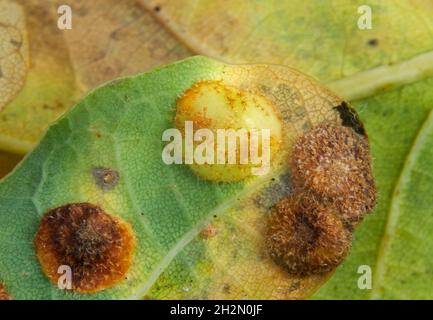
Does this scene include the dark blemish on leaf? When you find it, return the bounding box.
[232,250,238,259]
[10,39,22,48]
[34,203,135,293]
[333,101,366,136]
[109,29,121,40]
[343,220,355,232]
[89,128,102,138]
[254,173,293,210]
[42,102,64,110]
[367,38,378,46]
[200,224,218,239]
[223,283,231,294]
[92,167,120,191]
[288,280,301,292]
[154,5,161,12]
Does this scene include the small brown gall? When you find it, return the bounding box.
[0,283,11,300]
[267,196,352,276]
[290,123,376,225]
[92,167,120,191]
[200,224,218,239]
[34,203,135,294]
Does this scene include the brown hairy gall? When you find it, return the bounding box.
[267,196,352,275]
[200,224,218,239]
[290,123,376,225]
[267,122,377,275]
[0,283,11,300]
[34,203,135,294]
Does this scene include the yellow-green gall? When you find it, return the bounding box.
[175,80,282,182]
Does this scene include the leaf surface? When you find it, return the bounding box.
[0,56,345,299]
[2,0,433,299]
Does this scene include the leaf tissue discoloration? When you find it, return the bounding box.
[333,102,366,136]
[92,167,120,191]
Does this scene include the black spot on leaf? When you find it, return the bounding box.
[333,102,366,136]
[367,38,379,46]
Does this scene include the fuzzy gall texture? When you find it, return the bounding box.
[34,203,135,294]
[290,123,376,226]
[0,283,11,300]
[267,196,352,275]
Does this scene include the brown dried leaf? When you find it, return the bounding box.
[0,0,192,156]
[56,0,192,88]
[0,0,29,111]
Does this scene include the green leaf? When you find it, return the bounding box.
[0,56,347,299]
